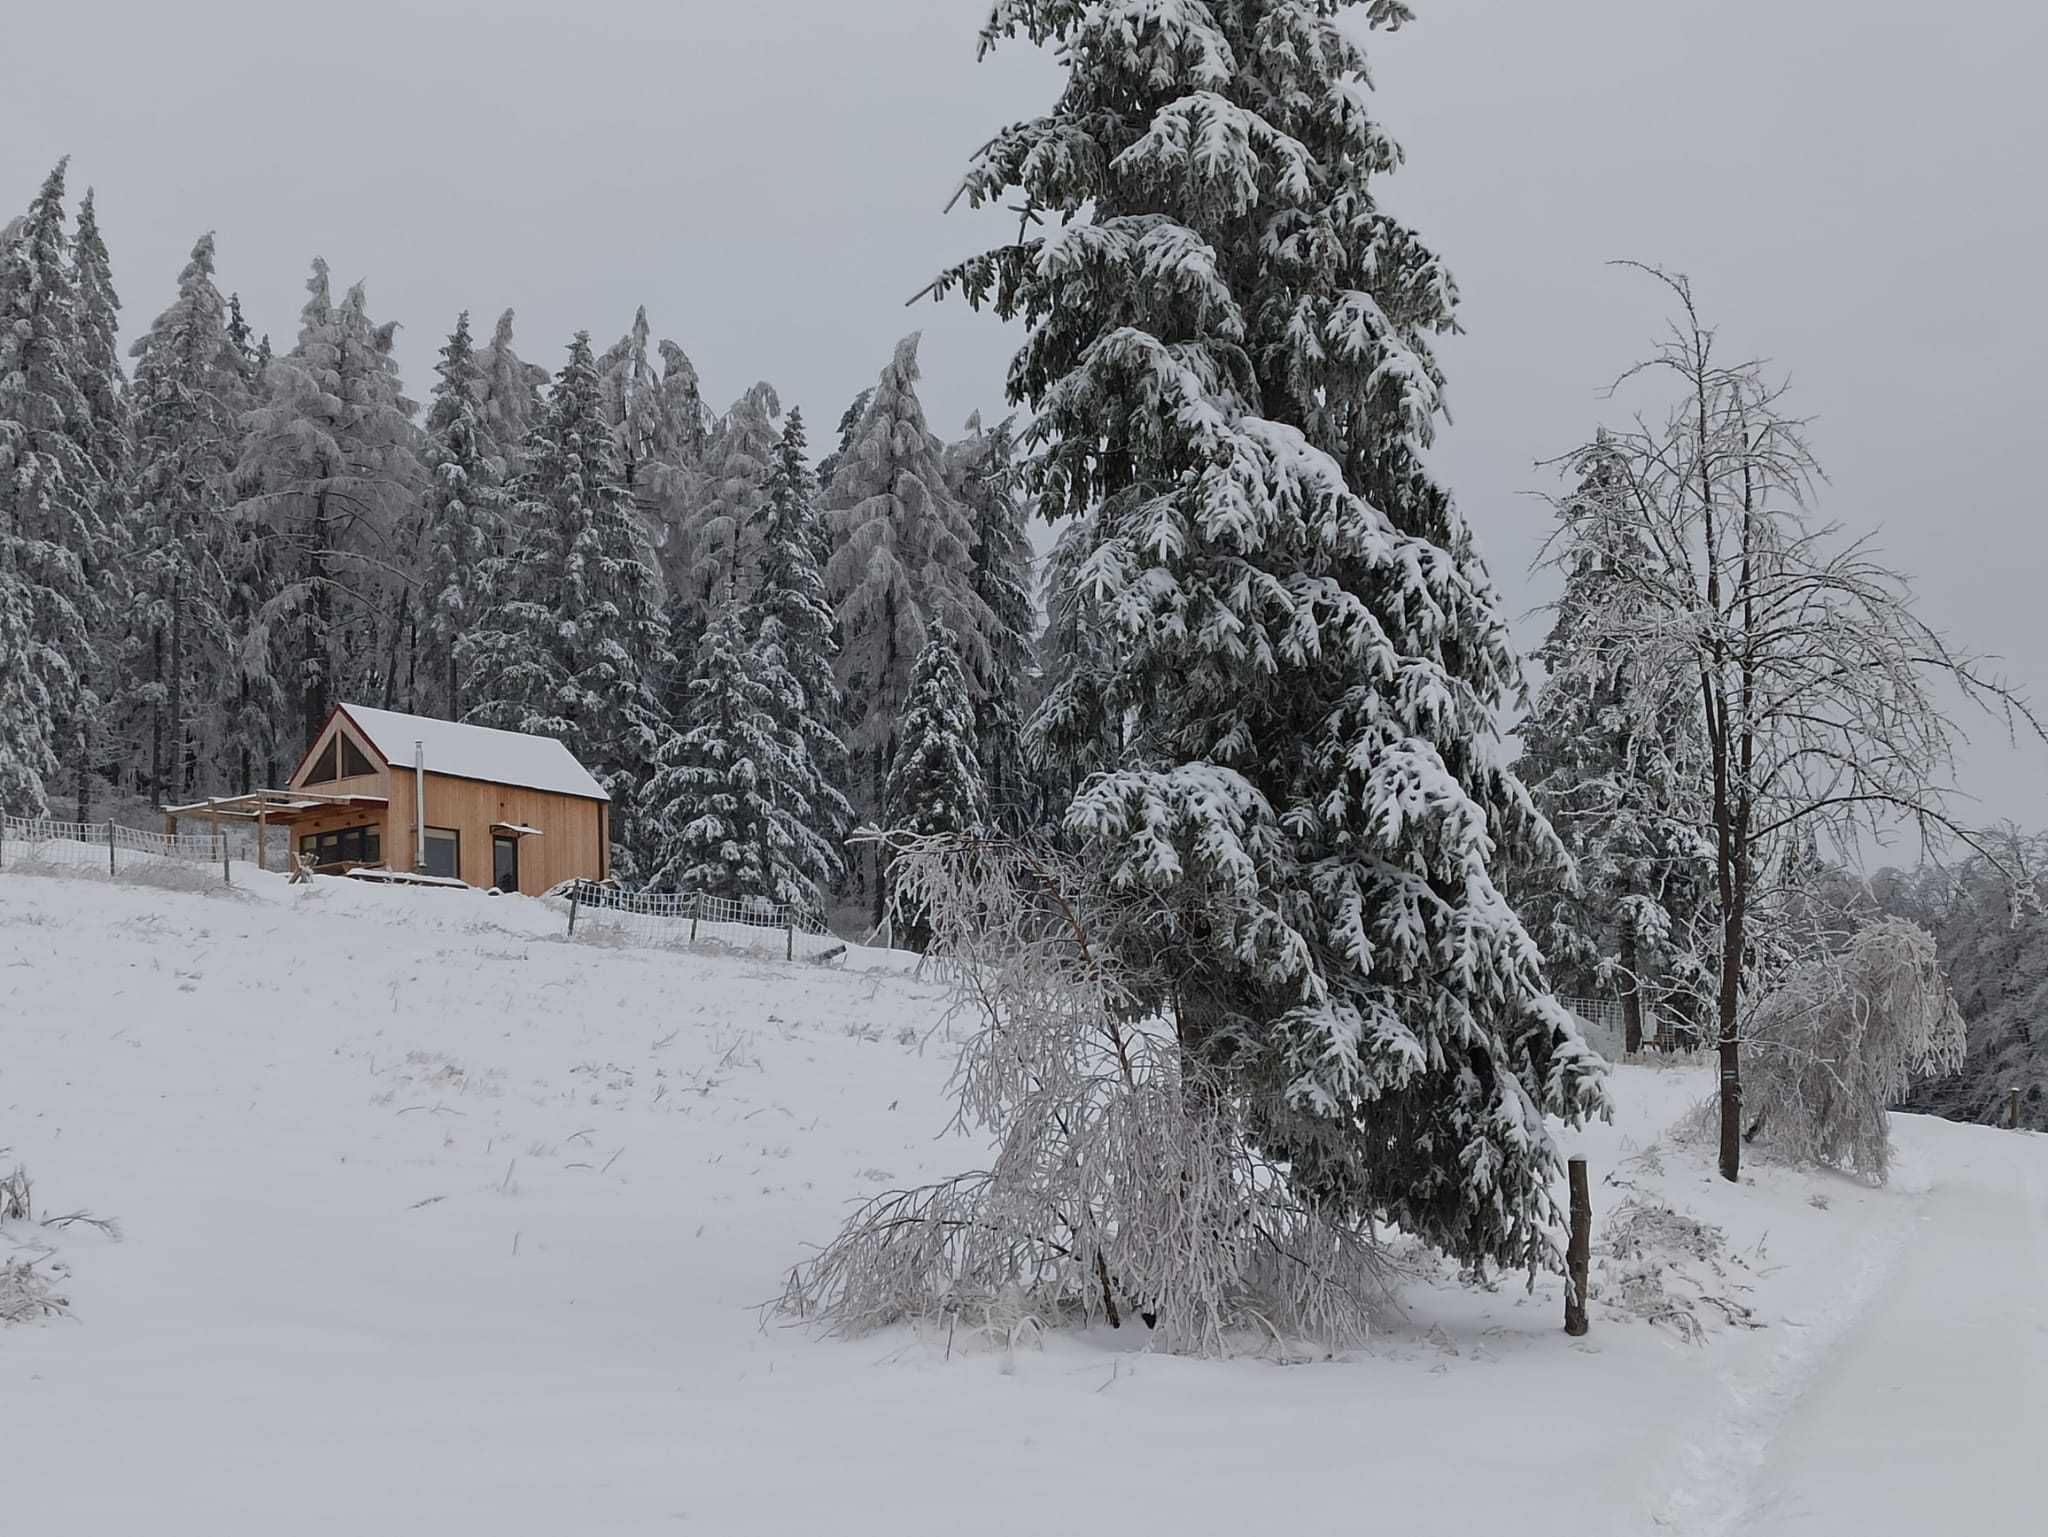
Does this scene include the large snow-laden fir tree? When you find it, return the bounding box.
[118,233,249,802]
[460,331,672,867]
[934,0,1606,1269]
[473,308,549,480]
[825,333,995,915]
[598,306,706,498]
[945,413,1038,833]
[660,381,783,693]
[882,617,989,945]
[64,187,128,816]
[417,312,505,722]
[751,408,853,877]
[0,160,103,816]
[641,600,842,913]
[237,259,424,746]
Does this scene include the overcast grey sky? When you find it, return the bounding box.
[6,0,2043,836]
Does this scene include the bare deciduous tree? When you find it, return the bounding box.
[1541,265,2041,1182]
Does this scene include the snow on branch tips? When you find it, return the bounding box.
[781,833,1399,1358]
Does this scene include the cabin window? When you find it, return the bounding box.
[492,835,520,894]
[298,825,382,868]
[304,738,341,784]
[340,734,376,778]
[422,827,460,881]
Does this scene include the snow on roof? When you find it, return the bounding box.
[338,705,610,803]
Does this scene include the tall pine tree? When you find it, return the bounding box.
[641,600,841,913]
[460,331,672,869]
[824,333,994,907]
[119,232,245,800]
[237,260,423,745]
[882,617,988,944]
[417,312,504,722]
[0,160,101,815]
[935,0,1606,1271]
[751,407,851,893]
[945,413,1036,832]
[64,186,129,817]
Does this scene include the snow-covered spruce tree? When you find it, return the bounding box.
[473,308,548,481]
[932,1,1606,1270]
[417,312,504,722]
[882,618,989,945]
[825,334,994,918]
[460,331,672,867]
[1515,435,1714,1053]
[640,600,841,912]
[0,540,60,814]
[659,381,783,692]
[0,160,103,816]
[118,233,246,802]
[237,260,423,745]
[64,187,129,816]
[599,307,706,499]
[750,408,853,881]
[946,413,1038,833]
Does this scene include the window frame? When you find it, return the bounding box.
[422,827,461,881]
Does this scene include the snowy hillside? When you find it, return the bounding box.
[4,865,2043,1534]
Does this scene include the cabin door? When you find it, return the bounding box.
[492,834,520,894]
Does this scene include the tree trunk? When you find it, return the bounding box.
[169,586,186,800]
[1620,914,1643,1056]
[1717,862,1748,1182]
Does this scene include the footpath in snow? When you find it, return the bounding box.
[2,860,2043,1534]
[1740,1118,2048,1535]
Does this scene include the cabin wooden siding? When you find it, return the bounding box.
[388,772,608,893]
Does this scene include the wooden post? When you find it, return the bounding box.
[256,805,268,873]
[786,919,795,962]
[689,897,699,945]
[568,881,582,936]
[220,830,230,887]
[108,819,117,876]
[1565,1157,1591,1337]
[2008,1087,2022,1130]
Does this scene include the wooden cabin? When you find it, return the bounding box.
[168,704,610,894]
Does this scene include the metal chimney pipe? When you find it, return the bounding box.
[414,739,427,870]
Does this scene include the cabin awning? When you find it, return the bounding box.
[491,822,544,838]
[164,790,389,824]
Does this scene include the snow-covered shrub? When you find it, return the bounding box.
[783,836,1399,1357]
[1740,918,1966,1182]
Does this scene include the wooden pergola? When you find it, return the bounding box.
[161,790,391,873]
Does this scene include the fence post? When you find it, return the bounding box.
[1565,1157,1591,1337]
[220,831,230,886]
[568,881,582,936]
[786,918,795,962]
[2009,1087,2022,1130]
[689,896,699,945]
[108,819,117,876]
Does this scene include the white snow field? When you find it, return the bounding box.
[3,861,2043,1535]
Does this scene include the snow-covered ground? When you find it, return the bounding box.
[3,859,2042,1534]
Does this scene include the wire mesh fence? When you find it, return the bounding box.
[1,814,229,884]
[554,879,843,962]
[1559,994,1629,1061]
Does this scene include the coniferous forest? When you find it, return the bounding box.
[5,3,2047,1383]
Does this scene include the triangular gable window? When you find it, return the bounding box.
[340,734,377,778]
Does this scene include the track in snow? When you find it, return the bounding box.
[1740,1120,2048,1535]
